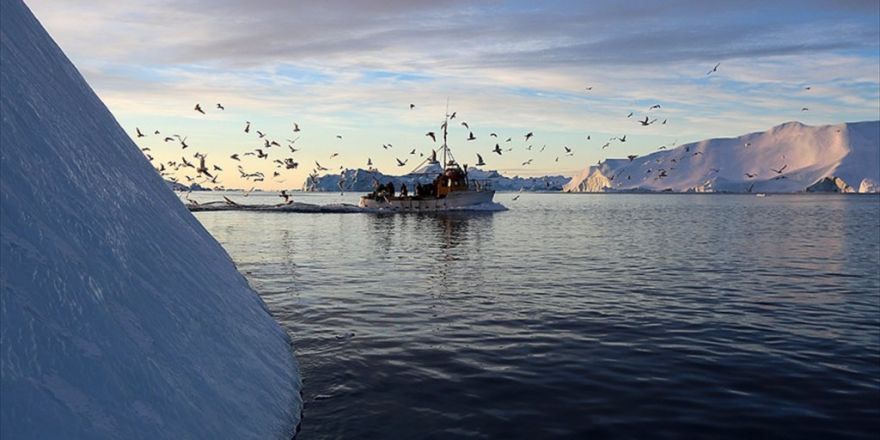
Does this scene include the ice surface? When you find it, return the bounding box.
[564,121,880,193]
[0,1,301,438]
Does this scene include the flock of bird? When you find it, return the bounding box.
[135,62,816,194]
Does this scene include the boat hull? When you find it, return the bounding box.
[359,190,495,211]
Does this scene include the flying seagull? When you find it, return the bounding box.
[216,103,225,110]
[476,154,486,166]
[426,132,436,142]
[707,62,721,75]
[135,127,145,138]
[194,104,205,114]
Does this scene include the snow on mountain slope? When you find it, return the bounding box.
[0,1,301,438]
[564,121,880,193]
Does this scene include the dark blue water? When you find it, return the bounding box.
[191,192,880,439]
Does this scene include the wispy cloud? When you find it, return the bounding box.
[24,0,880,189]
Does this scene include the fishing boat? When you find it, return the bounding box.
[359,109,495,211]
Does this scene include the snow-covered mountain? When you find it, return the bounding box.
[564,121,880,193]
[305,162,570,192]
[0,1,301,438]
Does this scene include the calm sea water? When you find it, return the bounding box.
[189,191,880,439]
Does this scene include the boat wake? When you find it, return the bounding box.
[186,200,508,213]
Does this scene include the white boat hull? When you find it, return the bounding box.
[359,190,495,211]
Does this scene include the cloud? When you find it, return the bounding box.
[24,0,880,189]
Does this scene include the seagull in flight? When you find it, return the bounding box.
[461,121,469,129]
[707,62,721,75]
[244,121,250,133]
[396,158,408,167]
[771,164,788,174]
[492,144,503,155]
[216,103,225,110]
[476,153,486,166]
[426,132,436,142]
[135,127,145,138]
[293,123,301,132]
[467,132,476,141]
[525,132,534,141]
[194,104,205,114]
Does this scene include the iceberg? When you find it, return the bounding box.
[564,121,880,193]
[0,1,302,438]
[305,166,570,192]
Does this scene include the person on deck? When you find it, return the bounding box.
[400,184,408,197]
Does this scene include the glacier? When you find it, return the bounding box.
[0,1,302,438]
[564,121,880,193]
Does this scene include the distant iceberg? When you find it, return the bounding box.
[564,121,880,193]
[0,1,301,438]
[305,165,570,192]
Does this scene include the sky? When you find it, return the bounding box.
[25,0,880,190]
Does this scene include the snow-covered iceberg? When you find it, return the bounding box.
[0,1,301,438]
[564,121,880,193]
[305,164,570,192]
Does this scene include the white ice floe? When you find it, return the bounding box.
[0,1,301,438]
[187,200,508,213]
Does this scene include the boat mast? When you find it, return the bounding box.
[442,98,449,168]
